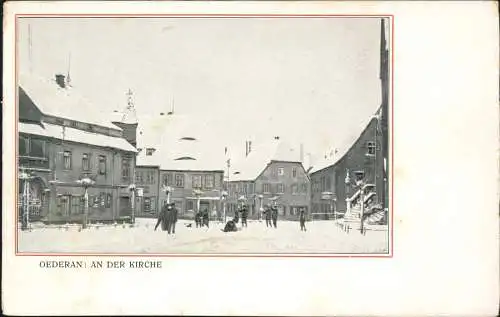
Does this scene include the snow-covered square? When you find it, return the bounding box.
[18,219,389,254]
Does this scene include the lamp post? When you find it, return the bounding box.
[128,184,137,224]
[77,177,95,229]
[162,185,173,204]
[353,170,366,233]
[19,169,34,231]
[193,189,203,218]
[221,190,228,223]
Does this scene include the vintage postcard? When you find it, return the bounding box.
[2,1,499,316]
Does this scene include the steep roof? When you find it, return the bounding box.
[19,121,137,153]
[309,106,382,174]
[229,139,302,181]
[19,72,121,130]
[135,114,226,171]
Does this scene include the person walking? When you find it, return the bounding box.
[299,208,307,231]
[271,205,278,229]
[264,205,272,227]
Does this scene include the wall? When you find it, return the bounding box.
[254,161,310,220]
[135,166,160,217]
[158,170,224,219]
[310,117,385,216]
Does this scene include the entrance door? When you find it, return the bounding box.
[119,197,131,217]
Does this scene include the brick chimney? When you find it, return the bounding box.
[55,74,66,88]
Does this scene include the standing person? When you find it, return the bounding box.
[202,209,210,228]
[271,205,278,228]
[233,207,240,224]
[241,204,248,228]
[154,202,167,231]
[168,202,178,234]
[299,208,307,232]
[264,205,272,228]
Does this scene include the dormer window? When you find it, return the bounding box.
[146,148,156,156]
[175,157,196,161]
[180,137,196,141]
[366,141,376,156]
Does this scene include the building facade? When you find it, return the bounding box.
[310,115,385,219]
[18,74,138,224]
[227,160,310,221]
[134,165,160,218]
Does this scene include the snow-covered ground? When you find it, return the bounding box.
[18,218,389,254]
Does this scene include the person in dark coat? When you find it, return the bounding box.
[195,211,202,228]
[221,218,238,232]
[202,209,209,228]
[264,205,272,227]
[299,208,307,231]
[271,205,278,228]
[233,208,240,224]
[240,204,248,228]
[154,203,168,231]
[168,202,178,234]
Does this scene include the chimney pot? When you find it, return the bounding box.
[55,74,66,88]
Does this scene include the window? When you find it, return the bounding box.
[144,197,152,212]
[98,155,106,175]
[163,173,173,186]
[175,174,184,188]
[99,192,106,208]
[321,176,326,191]
[301,183,308,194]
[71,196,83,215]
[292,168,297,178]
[204,175,214,189]
[146,171,155,184]
[263,183,271,193]
[135,171,142,183]
[30,139,45,158]
[277,183,285,194]
[106,193,112,208]
[367,141,376,155]
[82,153,90,171]
[63,151,72,170]
[187,200,194,211]
[19,136,29,156]
[248,183,254,194]
[192,175,202,189]
[122,157,131,181]
[146,148,155,156]
[292,184,298,195]
[326,176,331,190]
[278,167,285,176]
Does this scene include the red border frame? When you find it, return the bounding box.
[14,14,394,258]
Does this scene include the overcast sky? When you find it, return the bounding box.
[18,17,384,160]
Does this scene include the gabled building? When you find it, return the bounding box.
[309,18,389,223]
[227,138,310,220]
[18,73,138,224]
[130,112,226,219]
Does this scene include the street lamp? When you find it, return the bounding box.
[128,183,137,224]
[19,169,34,231]
[193,189,204,218]
[76,177,95,229]
[162,185,174,204]
[221,190,228,223]
[353,170,366,233]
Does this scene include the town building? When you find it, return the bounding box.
[226,138,310,220]
[18,73,138,224]
[123,111,226,219]
[309,18,389,222]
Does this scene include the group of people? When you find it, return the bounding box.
[155,201,308,235]
[194,210,210,228]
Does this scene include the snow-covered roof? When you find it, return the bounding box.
[19,72,121,130]
[135,114,226,171]
[229,139,302,182]
[19,121,137,153]
[309,107,381,174]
